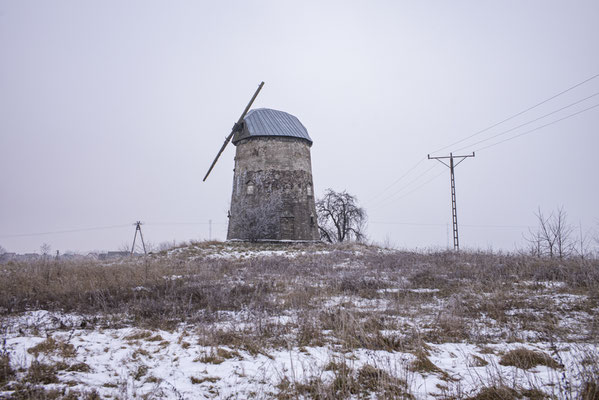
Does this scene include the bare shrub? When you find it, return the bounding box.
[231,192,283,241]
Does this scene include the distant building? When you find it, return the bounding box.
[0,252,16,263]
[98,251,129,260]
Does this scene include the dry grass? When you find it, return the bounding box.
[499,348,560,370]
[24,361,59,384]
[190,376,220,384]
[276,362,411,399]
[27,337,76,358]
[0,353,14,388]
[2,242,597,345]
[466,385,520,400]
[1,241,598,398]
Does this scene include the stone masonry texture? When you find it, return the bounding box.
[227,136,320,241]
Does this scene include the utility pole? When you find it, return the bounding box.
[428,152,475,251]
[131,221,147,255]
[209,219,212,241]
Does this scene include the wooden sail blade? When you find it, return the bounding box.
[203,131,235,182]
[202,81,265,182]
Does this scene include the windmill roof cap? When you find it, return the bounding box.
[233,108,312,145]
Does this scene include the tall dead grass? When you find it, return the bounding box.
[0,243,597,338]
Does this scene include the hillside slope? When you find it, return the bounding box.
[1,242,598,399]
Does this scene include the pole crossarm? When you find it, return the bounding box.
[427,152,475,251]
[428,152,475,161]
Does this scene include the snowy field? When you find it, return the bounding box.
[1,242,598,399]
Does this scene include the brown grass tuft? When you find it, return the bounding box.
[1,353,15,386]
[27,337,76,358]
[467,385,520,400]
[499,348,560,370]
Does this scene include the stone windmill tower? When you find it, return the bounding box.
[203,82,319,241]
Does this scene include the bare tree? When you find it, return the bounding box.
[522,229,543,258]
[524,206,574,259]
[234,193,283,242]
[552,206,574,259]
[574,221,593,260]
[40,243,51,257]
[316,189,366,243]
[0,244,6,255]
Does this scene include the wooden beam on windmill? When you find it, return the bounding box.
[203,81,265,182]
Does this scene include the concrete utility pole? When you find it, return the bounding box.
[428,152,475,251]
[131,221,147,255]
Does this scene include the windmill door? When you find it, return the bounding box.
[280,217,295,240]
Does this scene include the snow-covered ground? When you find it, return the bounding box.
[1,242,597,398]
[2,310,596,399]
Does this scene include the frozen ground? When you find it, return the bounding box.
[0,242,597,399]
[1,310,597,399]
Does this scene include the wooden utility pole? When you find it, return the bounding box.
[131,221,147,255]
[428,152,475,251]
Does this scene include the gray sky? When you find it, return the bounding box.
[1,1,598,253]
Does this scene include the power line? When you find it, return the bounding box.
[451,91,599,153]
[369,221,531,229]
[0,224,131,238]
[0,221,229,239]
[370,221,446,226]
[475,102,599,152]
[461,223,531,229]
[146,221,228,226]
[368,163,441,209]
[363,157,426,204]
[430,72,599,155]
[366,73,599,216]
[369,167,446,211]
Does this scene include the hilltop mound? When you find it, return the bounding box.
[1,242,598,399]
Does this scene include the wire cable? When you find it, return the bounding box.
[369,167,446,212]
[363,157,427,205]
[369,221,531,229]
[0,221,228,239]
[451,91,599,153]
[146,221,227,226]
[429,72,599,155]
[474,102,599,152]
[368,163,441,209]
[0,224,131,238]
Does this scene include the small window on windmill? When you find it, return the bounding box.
[246,181,255,195]
[306,184,313,196]
[310,215,315,226]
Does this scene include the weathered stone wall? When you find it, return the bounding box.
[227,136,320,241]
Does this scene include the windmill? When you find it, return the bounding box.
[203,82,320,242]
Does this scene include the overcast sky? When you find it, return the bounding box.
[1,1,598,253]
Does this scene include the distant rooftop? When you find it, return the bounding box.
[232,108,312,145]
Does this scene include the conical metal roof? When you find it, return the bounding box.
[232,108,312,145]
